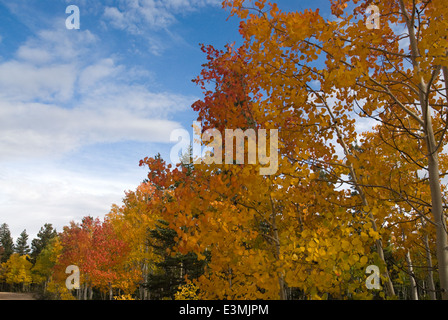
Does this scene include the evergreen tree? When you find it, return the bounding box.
[144,152,206,299]
[180,144,195,176]
[15,229,30,256]
[30,223,57,263]
[145,220,207,300]
[0,223,14,263]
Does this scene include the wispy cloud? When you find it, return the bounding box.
[0,20,194,161]
[0,3,201,239]
[102,0,221,54]
[103,0,221,31]
[0,162,140,240]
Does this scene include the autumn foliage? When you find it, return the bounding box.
[1,0,447,300]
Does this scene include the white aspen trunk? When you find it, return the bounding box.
[83,283,87,300]
[142,245,150,300]
[399,0,448,299]
[405,250,418,300]
[269,193,286,300]
[144,264,149,300]
[326,105,395,297]
[426,142,448,299]
[423,220,437,300]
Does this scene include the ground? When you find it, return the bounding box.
[0,292,36,300]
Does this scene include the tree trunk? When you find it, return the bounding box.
[76,286,80,300]
[405,250,418,300]
[423,220,437,300]
[144,265,149,300]
[141,245,150,300]
[269,193,286,300]
[83,283,87,300]
[426,149,448,299]
[399,0,448,299]
[109,282,113,300]
[327,105,395,297]
[89,286,93,300]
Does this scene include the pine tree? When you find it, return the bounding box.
[145,220,206,300]
[30,223,57,263]
[180,144,195,176]
[0,223,14,263]
[15,229,30,256]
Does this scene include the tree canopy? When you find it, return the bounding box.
[1,0,447,300]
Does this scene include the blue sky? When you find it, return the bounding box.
[0,0,336,241]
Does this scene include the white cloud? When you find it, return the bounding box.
[16,46,53,65]
[0,61,77,102]
[0,20,194,160]
[78,58,123,92]
[103,0,221,32]
[0,97,188,161]
[103,2,174,33]
[0,162,143,240]
[103,7,128,30]
[0,13,196,242]
[0,0,227,246]
[101,0,222,55]
[0,26,100,104]
[18,26,98,64]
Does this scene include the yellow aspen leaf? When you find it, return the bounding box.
[341,240,350,251]
[360,256,368,266]
[360,232,369,241]
[369,230,379,239]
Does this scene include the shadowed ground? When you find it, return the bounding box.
[0,292,36,300]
